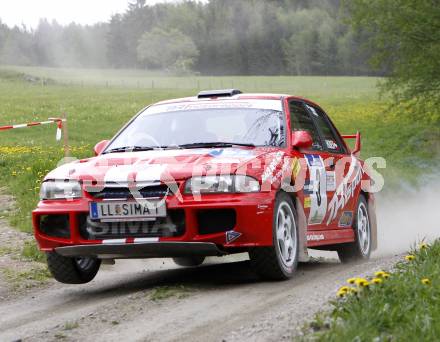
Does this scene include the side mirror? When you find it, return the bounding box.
[94,140,109,156]
[291,130,313,149]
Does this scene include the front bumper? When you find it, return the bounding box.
[56,241,226,259]
[32,192,275,255]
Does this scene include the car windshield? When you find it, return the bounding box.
[105,106,286,152]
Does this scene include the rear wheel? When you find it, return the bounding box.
[173,256,205,267]
[46,252,101,284]
[337,195,372,263]
[249,192,299,280]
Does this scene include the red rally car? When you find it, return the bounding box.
[32,89,378,283]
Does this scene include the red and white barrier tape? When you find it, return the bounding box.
[0,118,66,141]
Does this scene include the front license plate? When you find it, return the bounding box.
[90,201,166,221]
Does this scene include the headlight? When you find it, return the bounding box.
[40,180,82,200]
[234,175,260,193]
[184,175,260,194]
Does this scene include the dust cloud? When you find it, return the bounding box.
[374,176,440,256]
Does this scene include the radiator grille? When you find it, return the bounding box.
[87,184,169,199]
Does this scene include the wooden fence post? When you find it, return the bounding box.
[62,112,70,157]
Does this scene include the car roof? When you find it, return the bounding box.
[152,92,320,108]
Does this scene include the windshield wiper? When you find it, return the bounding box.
[103,145,184,154]
[103,146,155,154]
[178,142,255,149]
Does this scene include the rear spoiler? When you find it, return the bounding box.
[341,131,361,156]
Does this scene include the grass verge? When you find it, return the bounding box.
[1,265,51,290]
[304,241,440,341]
[21,240,46,262]
[149,285,192,301]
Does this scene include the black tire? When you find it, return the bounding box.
[249,192,299,280]
[337,195,372,263]
[173,256,205,267]
[46,252,101,284]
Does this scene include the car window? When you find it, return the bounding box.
[289,101,323,151]
[106,107,286,150]
[304,104,345,153]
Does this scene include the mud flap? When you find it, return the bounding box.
[296,197,310,262]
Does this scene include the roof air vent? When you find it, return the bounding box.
[197,89,242,99]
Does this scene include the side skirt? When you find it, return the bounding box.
[306,228,355,248]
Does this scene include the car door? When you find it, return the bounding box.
[288,100,328,230]
[303,102,354,230]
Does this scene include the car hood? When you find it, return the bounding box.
[45,147,285,184]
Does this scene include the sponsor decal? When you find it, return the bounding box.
[326,156,363,225]
[270,157,291,184]
[101,237,159,244]
[261,151,284,183]
[326,171,336,192]
[303,180,313,195]
[256,204,269,215]
[305,154,323,168]
[209,149,223,157]
[104,164,166,183]
[209,148,255,159]
[304,196,311,209]
[226,230,242,244]
[325,140,338,150]
[339,211,353,227]
[146,100,284,114]
[307,233,325,241]
[305,154,327,225]
[207,148,256,165]
[291,157,301,180]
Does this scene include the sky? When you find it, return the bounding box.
[0,0,178,29]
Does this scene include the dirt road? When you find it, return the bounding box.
[0,250,401,342]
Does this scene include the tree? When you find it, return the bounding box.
[0,0,376,76]
[107,14,131,68]
[0,27,33,65]
[137,27,199,74]
[344,0,440,122]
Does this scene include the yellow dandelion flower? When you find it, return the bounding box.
[372,278,383,284]
[405,255,415,261]
[375,271,386,278]
[382,273,390,279]
[347,278,356,284]
[355,278,369,287]
[337,290,346,298]
[419,243,428,250]
[338,286,350,293]
[421,278,431,285]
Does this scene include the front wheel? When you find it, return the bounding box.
[337,195,372,263]
[249,193,299,280]
[46,252,101,284]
